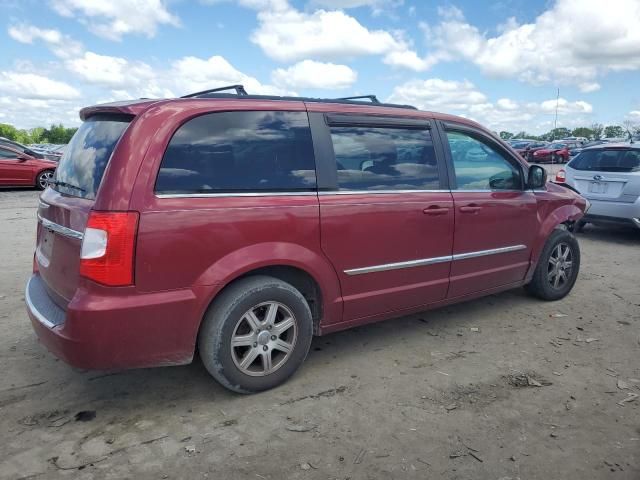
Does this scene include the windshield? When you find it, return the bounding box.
[569,149,640,172]
[548,143,566,149]
[53,115,131,199]
[511,142,529,149]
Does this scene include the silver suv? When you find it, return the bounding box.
[561,143,640,229]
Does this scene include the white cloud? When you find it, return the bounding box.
[626,111,640,121]
[0,71,80,100]
[49,0,180,41]
[0,96,81,129]
[579,82,601,93]
[235,0,427,70]
[421,0,640,88]
[272,60,356,89]
[252,7,401,62]
[309,0,402,15]
[8,24,83,59]
[66,52,156,89]
[387,78,487,110]
[387,78,594,133]
[169,55,288,96]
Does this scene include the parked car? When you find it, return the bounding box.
[25,86,587,393]
[520,141,549,162]
[29,144,66,161]
[556,143,640,229]
[0,137,46,160]
[532,141,581,163]
[568,140,608,159]
[0,144,57,189]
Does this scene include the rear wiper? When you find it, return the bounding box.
[48,179,86,193]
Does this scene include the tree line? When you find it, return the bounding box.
[499,123,640,142]
[0,123,78,145]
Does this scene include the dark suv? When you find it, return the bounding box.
[25,86,587,393]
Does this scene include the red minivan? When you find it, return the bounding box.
[25,87,587,393]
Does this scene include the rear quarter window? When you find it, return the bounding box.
[155,111,316,194]
[53,115,131,199]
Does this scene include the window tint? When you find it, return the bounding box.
[54,115,131,199]
[446,131,522,190]
[569,149,640,172]
[0,148,18,159]
[329,126,439,191]
[156,111,316,194]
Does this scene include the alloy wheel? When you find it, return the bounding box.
[38,171,54,189]
[547,242,573,289]
[230,301,298,377]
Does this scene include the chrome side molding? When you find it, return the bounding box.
[344,244,527,276]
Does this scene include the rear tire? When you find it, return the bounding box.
[198,275,313,394]
[36,170,54,190]
[526,229,580,301]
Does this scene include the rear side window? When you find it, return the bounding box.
[329,126,439,190]
[53,115,131,199]
[155,111,316,194]
[569,149,640,172]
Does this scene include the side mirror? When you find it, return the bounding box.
[528,165,547,189]
[17,154,29,162]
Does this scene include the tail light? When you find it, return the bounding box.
[555,169,566,182]
[80,211,139,286]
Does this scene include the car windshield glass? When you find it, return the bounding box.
[570,149,640,172]
[511,142,529,148]
[53,115,130,199]
[548,143,565,149]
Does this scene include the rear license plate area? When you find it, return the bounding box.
[37,229,54,267]
[589,182,608,194]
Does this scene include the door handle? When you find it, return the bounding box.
[423,205,449,215]
[460,204,482,213]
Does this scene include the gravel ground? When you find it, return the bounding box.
[0,188,638,480]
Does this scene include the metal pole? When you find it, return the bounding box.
[552,88,559,164]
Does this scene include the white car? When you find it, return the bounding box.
[556,143,640,229]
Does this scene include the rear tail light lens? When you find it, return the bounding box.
[555,169,566,182]
[80,211,139,286]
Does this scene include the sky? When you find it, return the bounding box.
[1,0,639,134]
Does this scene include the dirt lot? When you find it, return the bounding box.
[1,189,638,480]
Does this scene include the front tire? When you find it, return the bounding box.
[36,170,54,190]
[198,275,313,393]
[526,229,580,301]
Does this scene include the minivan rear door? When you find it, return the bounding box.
[309,111,454,323]
[36,115,131,306]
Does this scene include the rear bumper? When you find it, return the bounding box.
[583,198,640,228]
[25,274,210,370]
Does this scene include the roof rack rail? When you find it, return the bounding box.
[336,95,380,103]
[181,84,248,98]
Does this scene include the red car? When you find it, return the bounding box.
[532,142,581,163]
[0,144,57,189]
[25,87,587,393]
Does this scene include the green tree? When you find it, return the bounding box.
[42,124,77,144]
[604,125,625,138]
[0,123,19,140]
[499,131,515,140]
[546,127,571,140]
[590,123,604,140]
[571,127,593,139]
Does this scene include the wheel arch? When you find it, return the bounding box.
[525,204,584,281]
[194,243,342,338]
